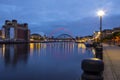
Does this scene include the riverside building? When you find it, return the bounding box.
[1,20,30,41]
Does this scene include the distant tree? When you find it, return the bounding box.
[113,32,120,37]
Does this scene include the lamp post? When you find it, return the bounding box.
[97,10,105,43]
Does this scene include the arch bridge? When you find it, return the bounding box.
[49,34,76,42]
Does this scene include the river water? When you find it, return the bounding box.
[0,42,94,80]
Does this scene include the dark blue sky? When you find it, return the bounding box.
[0,0,120,37]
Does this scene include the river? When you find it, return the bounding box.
[0,42,94,80]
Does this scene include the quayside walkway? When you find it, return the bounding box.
[103,44,120,80]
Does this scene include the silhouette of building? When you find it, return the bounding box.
[113,27,120,33]
[2,20,30,41]
[102,29,113,38]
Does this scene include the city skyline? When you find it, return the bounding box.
[0,0,120,36]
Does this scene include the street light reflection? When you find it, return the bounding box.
[78,43,86,49]
[77,43,86,54]
[2,44,5,57]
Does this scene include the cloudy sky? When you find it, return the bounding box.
[0,0,120,37]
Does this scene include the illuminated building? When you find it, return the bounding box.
[93,31,101,41]
[30,33,42,41]
[2,20,30,41]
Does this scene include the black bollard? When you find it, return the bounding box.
[82,58,104,73]
[95,46,103,60]
[81,72,103,80]
[81,58,104,80]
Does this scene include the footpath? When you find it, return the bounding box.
[103,44,120,80]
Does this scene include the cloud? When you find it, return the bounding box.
[0,4,23,14]
[0,0,120,36]
[104,14,120,28]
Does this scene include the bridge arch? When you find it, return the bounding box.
[56,33,75,41]
[49,27,73,37]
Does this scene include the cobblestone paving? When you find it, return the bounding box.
[103,44,120,80]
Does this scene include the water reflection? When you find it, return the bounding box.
[0,42,94,80]
[29,42,75,57]
[0,44,29,66]
[77,43,86,54]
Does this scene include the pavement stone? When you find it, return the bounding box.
[103,44,120,80]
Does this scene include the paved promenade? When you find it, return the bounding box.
[103,44,120,80]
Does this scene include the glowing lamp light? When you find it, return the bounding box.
[97,10,105,17]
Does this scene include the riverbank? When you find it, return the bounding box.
[103,44,120,80]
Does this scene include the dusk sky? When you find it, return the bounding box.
[0,0,120,37]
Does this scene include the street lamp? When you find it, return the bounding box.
[97,10,105,43]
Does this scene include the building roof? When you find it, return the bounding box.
[31,33,42,37]
[113,27,120,30]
